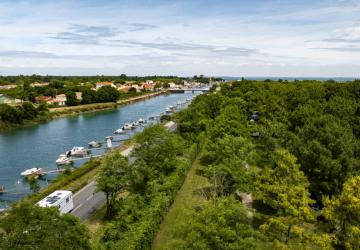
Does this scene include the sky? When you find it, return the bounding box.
[0,0,359,77]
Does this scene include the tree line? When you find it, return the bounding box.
[170,79,360,249]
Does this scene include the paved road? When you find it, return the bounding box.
[71,146,134,221]
[71,123,174,221]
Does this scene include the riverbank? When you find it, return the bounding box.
[0,91,166,133]
[49,91,167,119]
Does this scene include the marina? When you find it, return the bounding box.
[0,92,199,208]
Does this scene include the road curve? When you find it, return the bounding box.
[71,146,134,221]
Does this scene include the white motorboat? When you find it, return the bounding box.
[138,118,145,124]
[114,128,126,134]
[66,146,87,157]
[148,116,155,120]
[88,141,102,148]
[56,154,73,165]
[132,121,140,127]
[21,167,43,177]
[123,123,134,130]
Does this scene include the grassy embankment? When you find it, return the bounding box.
[152,147,210,250]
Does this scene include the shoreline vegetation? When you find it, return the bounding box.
[0,91,165,133]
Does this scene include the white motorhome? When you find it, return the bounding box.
[37,190,74,214]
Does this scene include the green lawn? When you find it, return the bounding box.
[152,153,209,250]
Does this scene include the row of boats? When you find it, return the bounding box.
[55,117,151,166]
[19,96,195,178]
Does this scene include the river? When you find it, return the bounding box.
[0,92,199,208]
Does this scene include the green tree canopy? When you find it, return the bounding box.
[0,203,91,250]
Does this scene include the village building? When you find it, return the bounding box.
[30,82,49,87]
[117,85,132,93]
[0,94,22,104]
[95,82,115,89]
[75,92,82,101]
[47,94,67,106]
[35,96,52,104]
[0,84,17,90]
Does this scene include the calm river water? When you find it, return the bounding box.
[0,92,198,208]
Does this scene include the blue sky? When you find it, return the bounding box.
[0,0,359,77]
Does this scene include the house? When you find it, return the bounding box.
[35,96,52,104]
[75,92,82,101]
[95,82,115,89]
[31,82,49,87]
[117,85,132,93]
[0,84,17,90]
[131,84,142,92]
[143,82,154,91]
[168,82,176,88]
[0,94,22,104]
[47,94,67,106]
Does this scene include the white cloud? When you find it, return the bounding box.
[0,0,359,77]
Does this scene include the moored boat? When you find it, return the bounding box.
[21,167,43,177]
[88,140,102,148]
[114,128,126,134]
[66,146,88,157]
[123,123,134,130]
[56,154,73,165]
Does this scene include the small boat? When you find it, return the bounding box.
[21,167,43,177]
[138,118,145,124]
[177,101,181,106]
[114,128,126,134]
[165,107,173,114]
[148,116,155,120]
[123,123,134,130]
[132,121,140,127]
[0,185,5,193]
[56,154,73,165]
[66,146,87,157]
[88,141,102,148]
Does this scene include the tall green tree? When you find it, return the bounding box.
[97,152,130,219]
[323,176,360,249]
[255,149,316,246]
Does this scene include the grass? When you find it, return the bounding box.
[83,205,107,247]
[152,150,209,250]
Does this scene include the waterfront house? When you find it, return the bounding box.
[95,82,115,89]
[47,94,67,106]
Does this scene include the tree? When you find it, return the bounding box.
[28,177,40,193]
[172,197,268,250]
[97,152,130,219]
[19,102,38,120]
[162,82,170,89]
[81,89,97,104]
[0,203,91,250]
[96,86,120,102]
[255,149,316,245]
[323,176,360,249]
[65,91,78,106]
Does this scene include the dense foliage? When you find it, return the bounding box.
[171,79,360,249]
[0,203,91,250]
[97,125,200,249]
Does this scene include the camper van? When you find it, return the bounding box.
[37,190,74,214]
